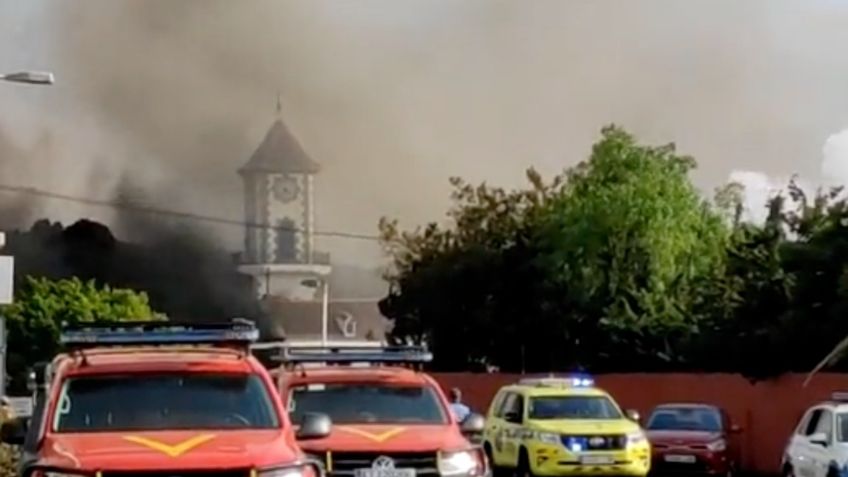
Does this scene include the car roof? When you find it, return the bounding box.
[652,403,722,411]
[814,401,848,412]
[275,365,435,387]
[500,383,609,397]
[54,346,262,377]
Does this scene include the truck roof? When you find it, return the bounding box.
[51,320,266,377]
[276,365,435,386]
[506,384,609,397]
[54,346,263,377]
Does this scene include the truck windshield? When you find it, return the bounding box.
[289,383,447,424]
[528,396,622,420]
[53,373,280,432]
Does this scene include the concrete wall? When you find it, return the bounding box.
[433,372,848,474]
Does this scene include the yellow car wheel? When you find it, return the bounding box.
[483,443,507,477]
[516,448,535,477]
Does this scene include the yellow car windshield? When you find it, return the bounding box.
[528,395,622,420]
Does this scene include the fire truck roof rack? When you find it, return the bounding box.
[252,342,432,369]
[60,318,259,353]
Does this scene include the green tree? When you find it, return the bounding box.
[379,169,564,371]
[537,125,729,368]
[380,125,730,371]
[1,276,163,392]
[697,180,848,380]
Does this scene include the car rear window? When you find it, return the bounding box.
[53,372,279,432]
[288,382,447,424]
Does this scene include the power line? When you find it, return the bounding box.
[0,183,382,242]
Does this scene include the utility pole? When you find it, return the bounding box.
[321,279,329,346]
[300,278,330,346]
[0,231,13,397]
[0,71,51,398]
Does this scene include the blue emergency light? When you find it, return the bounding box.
[266,344,433,365]
[519,373,595,387]
[570,374,594,387]
[59,319,259,349]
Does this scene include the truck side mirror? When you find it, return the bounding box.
[296,412,332,440]
[461,413,486,434]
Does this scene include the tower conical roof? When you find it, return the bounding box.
[239,118,320,175]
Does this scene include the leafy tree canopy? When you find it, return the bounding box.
[1,276,163,392]
[379,125,848,379]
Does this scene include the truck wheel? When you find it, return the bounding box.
[483,444,506,477]
[783,464,795,477]
[827,465,840,477]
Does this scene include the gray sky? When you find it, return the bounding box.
[2,0,848,264]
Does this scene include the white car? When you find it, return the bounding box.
[783,393,848,477]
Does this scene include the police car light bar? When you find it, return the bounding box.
[832,392,848,402]
[270,345,433,365]
[519,374,595,387]
[60,320,260,349]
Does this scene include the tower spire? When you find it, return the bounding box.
[276,91,282,117]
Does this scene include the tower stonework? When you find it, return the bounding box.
[237,113,330,301]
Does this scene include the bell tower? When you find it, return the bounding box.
[238,100,330,300]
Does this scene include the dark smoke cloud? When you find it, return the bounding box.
[3,0,848,263]
[1,213,260,322]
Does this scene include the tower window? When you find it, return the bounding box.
[275,217,298,263]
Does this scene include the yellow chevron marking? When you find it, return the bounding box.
[337,426,407,442]
[122,434,216,457]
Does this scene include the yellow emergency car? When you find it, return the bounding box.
[482,375,650,477]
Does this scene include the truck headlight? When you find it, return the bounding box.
[27,470,90,477]
[259,463,322,477]
[43,472,88,477]
[706,439,726,452]
[627,430,647,446]
[439,448,486,476]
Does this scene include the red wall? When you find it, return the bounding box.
[433,372,848,474]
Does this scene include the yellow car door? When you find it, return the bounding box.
[499,392,526,468]
[484,391,510,466]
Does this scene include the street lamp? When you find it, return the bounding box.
[301,278,330,345]
[0,71,54,85]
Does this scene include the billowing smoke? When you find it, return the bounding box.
[2,0,848,264]
[2,214,260,322]
[822,128,848,186]
[730,126,848,223]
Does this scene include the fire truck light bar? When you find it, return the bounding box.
[60,319,259,348]
[258,344,433,364]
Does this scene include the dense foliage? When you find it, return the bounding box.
[1,276,163,393]
[379,125,848,379]
[0,444,17,477]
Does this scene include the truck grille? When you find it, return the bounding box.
[101,471,249,477]
[326,452,439,477]
[560,434,627,450]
